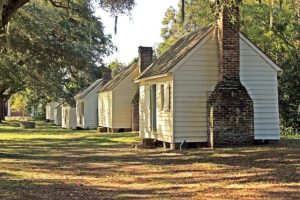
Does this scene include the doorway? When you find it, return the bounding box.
[150,84,157,131]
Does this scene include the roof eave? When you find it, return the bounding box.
[74,95,82,100]
[135,63,154,81]
[100,63,138,92]
[239,33,283,74]
[135,25,214,81]
[134,73,171,83]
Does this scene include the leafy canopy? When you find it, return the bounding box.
[0,0,114,106]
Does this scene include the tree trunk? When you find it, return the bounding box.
[1,0,30,29]
[0,97,5,122]
[269,0,274,29]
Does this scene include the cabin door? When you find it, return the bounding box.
[150,84,157,131]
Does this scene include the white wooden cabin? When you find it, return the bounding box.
[46,102,59,122]
[6,98,11,117]
[75,79,104,129]
[135,27,282,148]
[98,64,139,131]
[61,103,76,129]
[53,103,62,126]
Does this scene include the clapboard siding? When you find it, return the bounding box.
[173,32,218,143]
[138,31,280,144]
[139,76,173,143]
[240,38,280,140]
[76,82,103,129]
[111,67,139,128]
[46,102,59,121]
[98,66,139,129]
[51,103,59,121]
[62,105,76,129]
[98,91,112,128]
[76,100,84,127]
[172,35,280,142]
[54,106,62,126]
[83,92,98,129]
[46,104,51,120]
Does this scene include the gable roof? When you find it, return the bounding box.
[137,25,213,80]
[101,63,138,92]
[75,79,103,99]
[137,25,282,81]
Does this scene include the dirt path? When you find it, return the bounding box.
[0,122,299,199]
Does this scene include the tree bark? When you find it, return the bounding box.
[1,0,30,29]
[0,96,5,122]
[0,86,13,122]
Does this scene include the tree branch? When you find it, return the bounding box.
[48,0,70,9]
[1,0,30,29]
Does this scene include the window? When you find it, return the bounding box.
[160,83,171,112]
[165,84,171,111]
[149,84,157,131]
[160,84,164,110]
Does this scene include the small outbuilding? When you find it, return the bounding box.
[53,103,63,126]
[136,11,282,149]
[46,102,59,122]
[75,79,105,129]
[61,103,76,129]
[98,47,153,132]
[98,64,139,132]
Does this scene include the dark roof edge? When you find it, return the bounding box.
[136,25,214,81]
[74,79,103,99]
[100,63,138,92]
[239,32,283,73]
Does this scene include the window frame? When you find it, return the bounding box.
[160,84,165,111]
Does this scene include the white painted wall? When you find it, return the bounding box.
[98,91,113,128]
[46,103,51,120]
[54,106,62,126]
[139,31,280,143]
[173,33,218,143]
[7,98,11,117]
[99,66,139,129]
[240,38,280,140]
[76,83,103,129]
[76,100,84,128]
[50,102,59,121]
[139,76,174,143]
[62,104,76,129]
[46,102,59,121]
[112,67,139,129]
[83,91,99,129]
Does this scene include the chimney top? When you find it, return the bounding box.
[138,46,153,52]
[138,46,153,74]
[217,4,240,81]
[102,67,112,84]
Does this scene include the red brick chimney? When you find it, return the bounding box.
[217,4,240,81]
[131,47,153,131]
[207,3,254,147]
[138,46,153,74]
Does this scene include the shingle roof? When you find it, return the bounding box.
[138,25,213,80]
[75,79,103,99]
[101,63,138,92]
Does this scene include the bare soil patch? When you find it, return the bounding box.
[0,121,299,199]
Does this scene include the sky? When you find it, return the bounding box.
[95,0,179,65]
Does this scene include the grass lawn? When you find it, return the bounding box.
[0,121,299,200]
